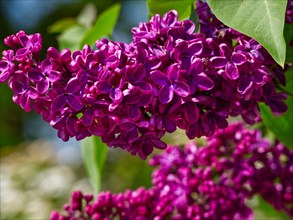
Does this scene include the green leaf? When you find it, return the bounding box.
[77,3,97,28]
[189,2,199,32]
[57,25,88,51]
[259,67,293,149]
[80,3,121,48]
[248,196,291,220]
[284,24,293,64]
[81,136,108,193]
[206,0,287,67]
[147,0,195,21]
[47,18,78,34]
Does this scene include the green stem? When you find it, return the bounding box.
[81,136,108,194]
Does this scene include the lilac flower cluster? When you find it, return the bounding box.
[0,3,288,159]
[50,123,293,219]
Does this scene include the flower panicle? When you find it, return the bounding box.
[51,123,293,219]
[0,1,289,159]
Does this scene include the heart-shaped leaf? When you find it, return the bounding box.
[207,0,287,67]
[80,3,121,48]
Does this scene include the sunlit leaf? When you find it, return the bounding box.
[47,18,78,34]
[207,0,287,67]
[248,196,291,220]
[57,26,87,51]
[284,24,293,63]
[189,2,199,32]
[147,0,195,21]
[81,136,108,193]
[259,67,293,149]
[77,3,97,28]
[80,3,121,48]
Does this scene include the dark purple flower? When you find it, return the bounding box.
[174,40,203,70]
[0,50,15,83]
[185,58,214,93]
[150,64,189,104]
[27,58,61,94]
[9,74,38,112]
[51,78,83,112]
[262,82,288,114]
[210,43,246,80]
[237,63,271,95]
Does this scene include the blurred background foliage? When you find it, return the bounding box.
[0,0,291,219]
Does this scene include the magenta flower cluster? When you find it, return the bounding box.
[50,123,293,220]
[0,2,288,159]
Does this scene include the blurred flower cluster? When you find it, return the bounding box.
[0,1,289,159]
[51,123,293,220]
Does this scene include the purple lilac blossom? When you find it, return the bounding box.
[0,2,289,159]
[50,123,293,219]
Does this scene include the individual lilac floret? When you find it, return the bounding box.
[150,64,190,104]
[51,123,293,219]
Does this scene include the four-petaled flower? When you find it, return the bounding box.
[210,43,246,80]
[150,64,190,104]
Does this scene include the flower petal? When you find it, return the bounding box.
[42,58,52,73]
[66,117,78,136]
[210,56,228,69]
[66,78,82,94]
[173,81,189,97]
[11,81,24,93]
[254,68,267,84]
[52,95,67,111]
[183,102,199,124]
[190,58,204,76]
[37,78,49,94]
[163,118,176,133]
[167,64,180,82]
[194,73,214,90]
[219,43,232,58]
[150,70,169,86]
[20,93,30,112]
[47,47,60,60]
[130,105,141,120]
[28,68,43,81]
[47,70,61,82]
[238,75,253,94]
[0,60,9,71]
[95,81,111,94]
[110,87,123,102]
[67,94,83,111]
[231,53,246,65]
[16,48,29,59]
[158,85,173,104]
[141,141,154,158]
[82,108,94,127]
[189,42,203,56]
[127,63,145,83]
[135,82,152,94]
[0,70,11,83]
[18,34,31,47]
[27,87,38,99]
[152,138,167,150]
[225,62,239,80]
